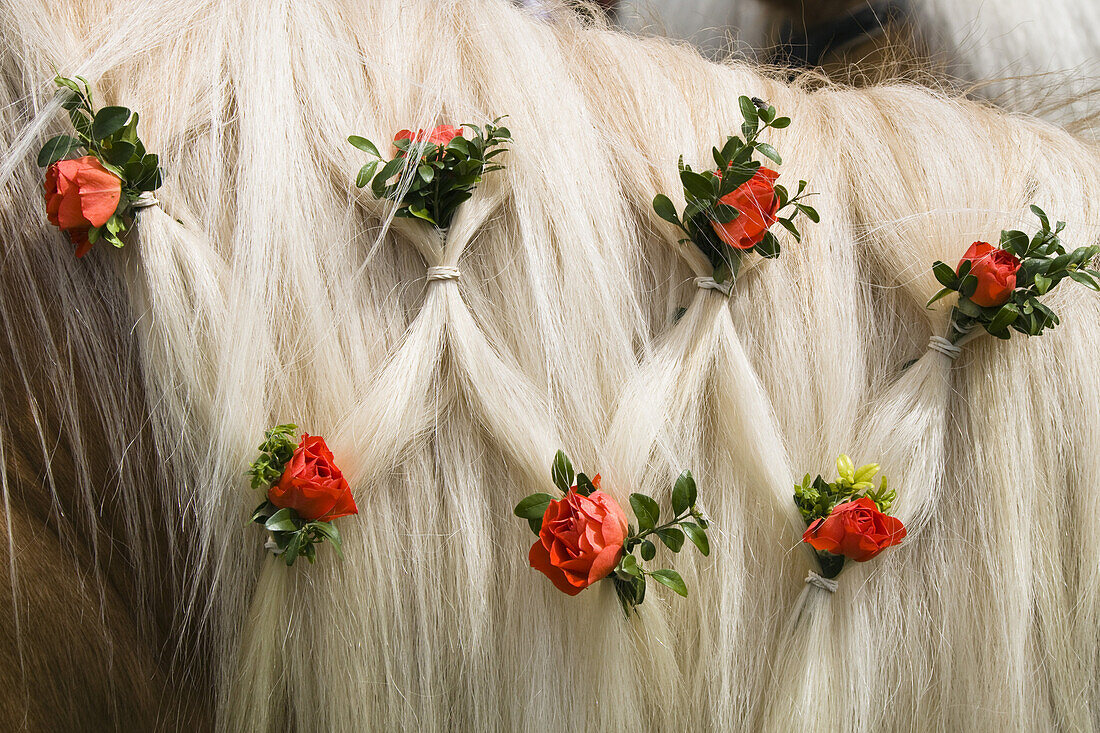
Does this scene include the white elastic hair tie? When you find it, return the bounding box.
[131,192,159,209]
[805,570,838,593]
[426,265,461,282]
[694,276,732,297]
[927,335,962,360]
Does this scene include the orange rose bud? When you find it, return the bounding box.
[802,497,906,562]
[958,241,1020,308]
[267,434,358,522]
[44,156,122,232]
[711,167,780,250]
[528,483,627,596]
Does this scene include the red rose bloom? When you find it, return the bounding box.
[267,434,358,522]
[44,156,122,257]
[958,241,1020,308]
[528,476,629,595]
[802,497,906,562]
[44,156,122,229]
[710,167,780,250]
[393,124,463,153]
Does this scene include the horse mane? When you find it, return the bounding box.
[1,0,1099,729]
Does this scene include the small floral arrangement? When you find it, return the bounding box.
[514,450,709,616]
[38,75,162,257]
[928,206,1100,340]
[348,120,511,230]
[247,424,358,566]
[794,455,905,579]
[652,96,818,290]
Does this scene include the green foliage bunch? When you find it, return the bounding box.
[928,206,1100,340]
[652,96,818,288]
[348,119,511,230]
[38,75,162,250]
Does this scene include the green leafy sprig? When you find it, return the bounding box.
[246,423,298,489]
[246,424,343,567]
[794,454,894,525]
[927,206,1100,340]
[348,119,511,230]
[514,450,710,617]
[652,96,818,289]
[250,502,344,567]
[38,75,163,249]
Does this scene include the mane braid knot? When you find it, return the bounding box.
[131,192,159,209]
[426,265,461,282]
[805,570,838,593]
[694,276,732,296]
[927,335,962,360]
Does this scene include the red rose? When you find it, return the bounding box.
[528,476,629,595]
[802,497,906,562]
[393,124,462,153]
[267,434,358,522]
[958,241,1020,308]
[44,156,122,238]
[710,167,780,250]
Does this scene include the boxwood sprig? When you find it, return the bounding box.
[348,119,511,230]
[38,75,163,250]
[652,96,818,286]
[927,206,1100,340]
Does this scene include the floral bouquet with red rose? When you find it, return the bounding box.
[794,455,905,580]
[247,424,358,566]
[37,75,162,258]
[514,450,709,616]
[652,96,818,291]
[927,206,1100,341]
[348,120,511,230]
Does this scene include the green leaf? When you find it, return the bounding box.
[770,116,791,129]
[265,508,300,533]
[671,470,696,515]
[551,450,574,493]
[418,164,434,183]
[1068,270,1100,291]
[988,303,1019,333]
[959,273,978,298]
[652,194,680,226]
[407,203,436,224]
[640,540,656,561]
[1034,273,1052,295]
[514,493,553,520]
[347,135,381,157]
[756,142,781,165]
[37,135,81,167]
[681,522,710,556]
[778,217,801,242]
[680,170,713,202]
[620,554,642,577]
[103,140,136,166]
[738,95,758,126]
[794,203,819,223]
[651,568,688,597]
[575,472,596,496]
[1000,230,1029,255]
[932,261,958,289]
[91,106,131,141]
[629,493,659,531]
[656,527,684,552]
[1030,204,1050,231]
[355,161,379,188]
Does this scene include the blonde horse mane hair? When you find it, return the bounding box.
[1,0,1099,729]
